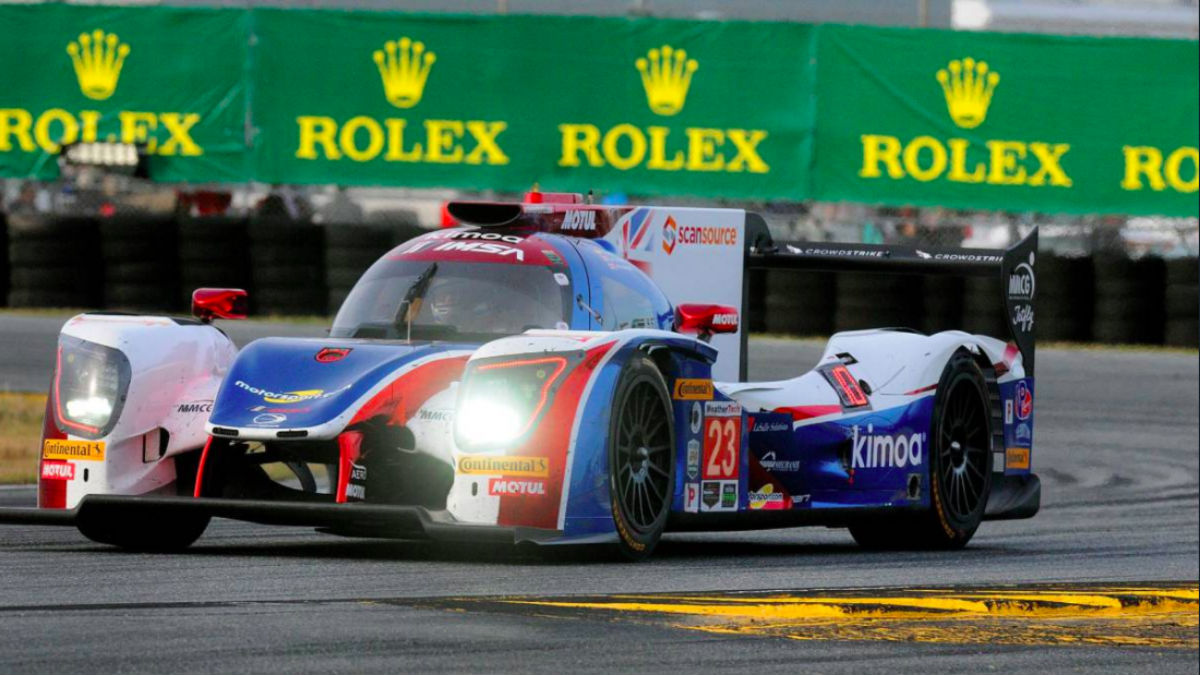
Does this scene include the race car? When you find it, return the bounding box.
[0,192,1040,559]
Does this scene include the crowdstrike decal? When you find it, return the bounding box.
[851,424,925,470]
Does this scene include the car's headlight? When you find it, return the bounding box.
[54,335,131,439]
[455,356,568,450]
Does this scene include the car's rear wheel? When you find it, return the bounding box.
[850,351,993,550]
[608,355,675,561]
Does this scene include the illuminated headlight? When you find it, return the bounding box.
[455,356,568,450]
[54,335,131,439]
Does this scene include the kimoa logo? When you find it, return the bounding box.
[294,35,508,166]
[858,56,1071,190]
[851,424,925,470]
[557,44,769,175]
[0,29,202,156]
[67,29,130,101]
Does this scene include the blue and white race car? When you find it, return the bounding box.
[1,193,1040,559]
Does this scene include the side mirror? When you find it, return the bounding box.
[675,303,738,342]
[192,288,248,322]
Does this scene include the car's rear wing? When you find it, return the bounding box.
[742,215,1038,380]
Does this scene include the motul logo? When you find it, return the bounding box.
[711,313,737,326]
[41,461,75,480]
[488,478,546,496]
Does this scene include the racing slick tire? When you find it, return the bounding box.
[850,351,993,550]
[608,355,675,561]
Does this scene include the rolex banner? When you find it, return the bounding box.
[250,10,813,199]
[814,25,1199,217]
[0,5,248,182]
[0,6,1197,217]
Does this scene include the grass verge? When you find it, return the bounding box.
[0,392,43,484]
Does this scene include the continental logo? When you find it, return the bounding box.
[43,439,105,462]
[67,30,130,101]
[673,378,714,400]
[636,45,697,116]
[0,30,202,157]
[558,45,768,175]
[456,455,549,477]
[858,56,1071,190]
[1006,447,1031,471]
[936,57,999,129]
[373,37,435,109]
[294,35,507,167]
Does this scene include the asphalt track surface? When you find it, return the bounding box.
[0,313,1197,674]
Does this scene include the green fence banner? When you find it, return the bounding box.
[1,5,1196,216]
[0,5,248,182]
[813,25,1199,217]
[250,11,815,199]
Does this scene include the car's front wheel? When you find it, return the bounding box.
[608,355,675,561]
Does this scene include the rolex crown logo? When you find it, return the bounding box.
[373,37,436,109]
[66,29,130,101]
[936,57,999,129]
[635,45,698,116]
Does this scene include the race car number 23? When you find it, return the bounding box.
[703,416,741,480]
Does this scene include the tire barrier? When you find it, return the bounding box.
[100,216,177,311]
[1164,257,1199,347]
[6,215,102,308]
[178,217,250,309]
[1091,254,1166,345]
[2,215,1196,349]
[248,219,325,316]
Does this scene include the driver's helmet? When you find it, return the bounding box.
[427,278,486,328]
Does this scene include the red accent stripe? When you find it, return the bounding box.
[193,436,214,498]
[904,383,938,395]
[335,431,363,504]
[38,393,69,509]
[496,342,615,530]
[348,356,469,427]
[774,405,841,421]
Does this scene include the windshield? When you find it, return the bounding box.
[331,259,572,340]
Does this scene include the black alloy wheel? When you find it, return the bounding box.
[608,355,675,560]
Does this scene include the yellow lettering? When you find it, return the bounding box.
[296,116,341,160]
[119,111,157,152]
[1164,146,1199,193]
[384,119,422,162]
[32,108,78,153]
[859,134,904,179]
[685,128,724,171]
[424,119,464,163]
[464,120,508,165]
[903,136,947,182]
[558,124,604,167]
[0,109,35,152]
[987,140,1027,185]
[79,110,100,143]
[158,113,202,156]
[1121,146,1165,191]
[1027,142,1071,187]
[339,116,384,162]
[947,138,985,183]
[646,126,683,171]
[603,123,646,171]
[727,129,769,173]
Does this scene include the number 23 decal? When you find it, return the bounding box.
[703,416,741,479]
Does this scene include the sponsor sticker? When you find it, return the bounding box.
[673,378,714,400]
[40,460,75,480]
[1005,400,1014,424]
[175,400,213,414]
[416,409,453,423]
[553,272,570,286]
[250,413,287,427]
[721,482,737,509]
[684,483,700,513]
[1015,381,1033,421]
[561,210,597,231]
[686,439,700,480]
[758,450,800,473]
[702,414,740,480]
[488,478,547,496]
[42,439,104,462]
[850,424,925,470]
[748,483,789,510]
[700,480,738,512]
[1016,423,1032,443]
[1007,255,1036,300]
[456,454,549,477]
[689,402,702,434]
[345,462,367,501]
[235,380,350,405]
[1006,447,1031,470]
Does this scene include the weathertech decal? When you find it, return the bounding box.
[457,455,549,477]
[42,439,104,461]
